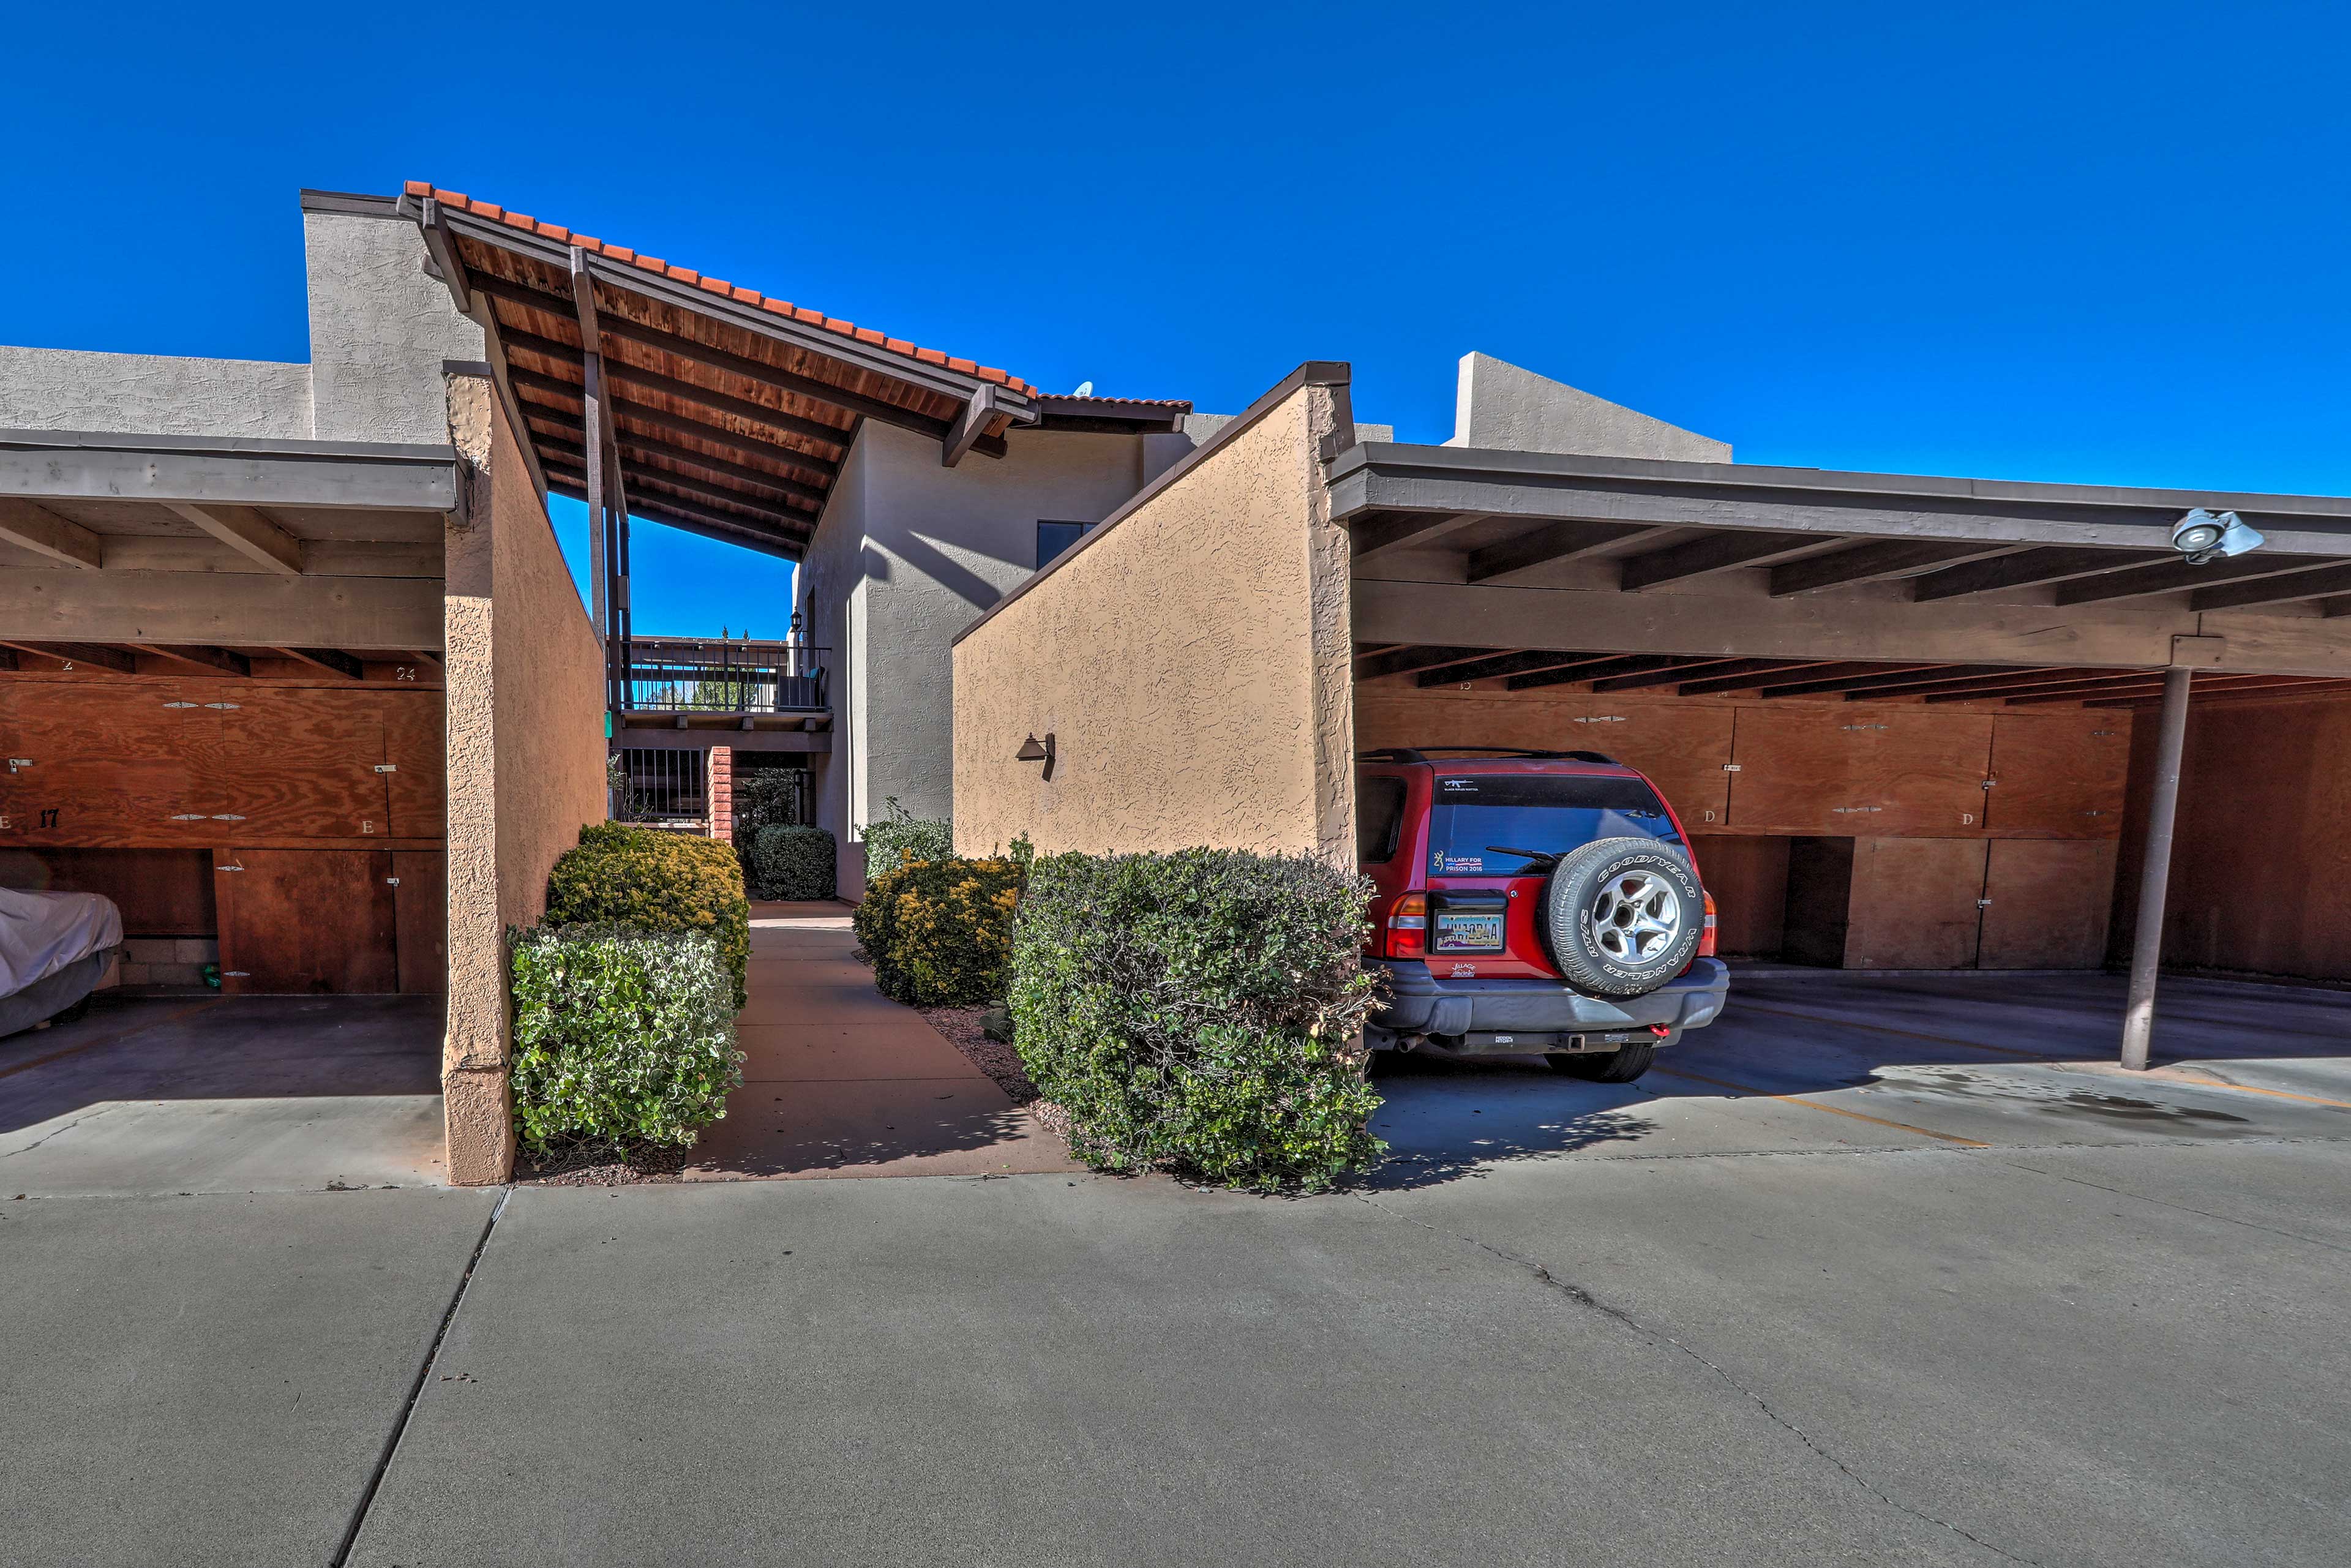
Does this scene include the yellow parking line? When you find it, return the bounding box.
[1647,1064,1991,1147]
[2131,1066,2351,1112]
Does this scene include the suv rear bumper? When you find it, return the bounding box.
[1369,958,1729,1043]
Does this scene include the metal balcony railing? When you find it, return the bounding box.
[616,637,828,715]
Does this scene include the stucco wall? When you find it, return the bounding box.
[0,346,314,438]
[951,375,1356,860]
[306,210,484,444]
[795,420,1152,894]
[441,374,606,1184]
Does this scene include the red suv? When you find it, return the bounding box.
[1357,747,1730,1082]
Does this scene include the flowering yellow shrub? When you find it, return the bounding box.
[852,857,1022,1007]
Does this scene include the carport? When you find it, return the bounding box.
[0,374,606,1184]
[952,362,2351,1068]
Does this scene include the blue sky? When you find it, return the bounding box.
[7,3,2345,636]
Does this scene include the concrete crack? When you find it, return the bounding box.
[1,1106,118,1158]
[1354,1191,2046,1567]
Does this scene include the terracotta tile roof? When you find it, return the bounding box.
[407,182,1036,396]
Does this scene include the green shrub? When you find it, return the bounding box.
[730,768,804,853]
[752,823,837,901]
[1010,849,1384,1191]
[546,822,749,1009]
[853,855,1021,1007]
[860,796,953,882]
[508,924,743,1157]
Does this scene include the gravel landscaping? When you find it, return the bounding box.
[918,1005,1037,1103]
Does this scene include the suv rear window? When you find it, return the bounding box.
[1428,774,1680,876]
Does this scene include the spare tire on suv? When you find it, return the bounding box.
[1540,836,1704,1000]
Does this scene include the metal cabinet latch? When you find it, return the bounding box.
[1722,763,1742,772]
[386,877,401,887]
[375,764,397,773]
[203,702,241,710]
[1976,899,1994,909]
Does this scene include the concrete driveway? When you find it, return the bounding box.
[4,972,2346,1566]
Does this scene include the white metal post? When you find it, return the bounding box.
[2120,667,2192,1070]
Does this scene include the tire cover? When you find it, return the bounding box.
[1541,837,1703,999]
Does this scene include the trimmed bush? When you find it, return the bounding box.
[752,823,837,901]
[730,768,804,856]
[546,822,749,1008]
[853,856,1021,1007]
[508,924,743,1157]
[1010,849,1384,1191]
[860,796,953,882]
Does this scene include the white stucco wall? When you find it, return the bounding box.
[793,420,1156,894]
[304,210,484,445]
[0,347,315,438]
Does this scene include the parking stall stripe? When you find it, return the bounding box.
[1647,1064,1992,1147]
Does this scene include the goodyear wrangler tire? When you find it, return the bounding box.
[1541,837,1703,1000]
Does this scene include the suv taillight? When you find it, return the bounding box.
[1698,891,1717,959]
[1384,892,1428,959]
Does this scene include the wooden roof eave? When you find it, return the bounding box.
[405,193,1034,428]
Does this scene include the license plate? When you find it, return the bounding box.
[1433,912,1504,952]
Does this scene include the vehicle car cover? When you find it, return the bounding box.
[0,887,124,1000]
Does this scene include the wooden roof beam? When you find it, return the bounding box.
[1352,512,1491,560]
[1591,657,1774,693]
[0,640,136,674]
[126,643,250,677]
[1768,539,2022,597]
[1753,662,1987,699]
[2189,561,2351,612]
[1916,670,2157,704]
[1870,666,2131,701]
[1619,531,1826,591]
[470,272,954,440]
[1354,644,1513,680]
[1468,522,1666,584]
[523,413,828,508]
[545,475,803,562]
[1670,659,1842,696]
[542,462,809,546]
[2056,553,2346,606]
[0,497,104,569]
[164,501,302,576]
[1507,653,1692,692]
[499,327,854,456]
[942,384,998,468]
[538,440,815,525]
[1909,546,2167,602]
[2006,673,2312,708]
[268,647,364,679]
[509,370,841,482]
[1418,649,1615,687]
[419,198,473,313]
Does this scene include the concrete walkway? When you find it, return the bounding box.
[678,901,1077,1179]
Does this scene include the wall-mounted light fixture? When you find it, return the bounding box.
[1017,732,1056,780]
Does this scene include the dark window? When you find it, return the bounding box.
[1428,773,1679,875]
[1356,775,1408,864]
[1037,520,1093,566]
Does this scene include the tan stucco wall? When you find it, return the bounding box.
[951,377,1356,861]
[441,375,607,1184]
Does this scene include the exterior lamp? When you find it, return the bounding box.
[2172,508,2265,565]
[1017,732,1056,779]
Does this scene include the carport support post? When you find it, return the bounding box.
[2120,667,2192,1071]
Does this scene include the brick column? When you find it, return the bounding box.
[707,746,733,842]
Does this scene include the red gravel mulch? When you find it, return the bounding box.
[918,1005,1038,1104]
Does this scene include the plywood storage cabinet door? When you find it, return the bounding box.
[1580,699,1734,825]
[216,849,399,994]
[381,692,446,837]
[1978,839,2117,969]
[1843,838,1989,969]
[1987,711,2131,838]
[0,683,225,846]
[1728,705,1992,836]
[1352,687,1580,754]
[1690,835,1790,958]
[216,689,393,839]
[392,850,447,995]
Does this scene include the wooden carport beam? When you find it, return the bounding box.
[1352,512,1491,560]
[1509,654,1696,692]
[2001,672,2309,708]
[1768,539,2020,597]
[163,502,302,576]
[1908,546,2167,602]
[1354,644,1504,680]
[525,415,828,508]
[1755,663,1990,699]
[1421,650,1618,687]
[0,497,104,569]
[1467,522,1665,583]
[268,647,364,679]
[1919,670,2167,705]
[0,640,137,674]
[1671,660,1845,695]
[2190,561,2351,612]
[1883,666,2129,701]
[2055,553,2345,606]
[500,329,854,460]
[1619,531,1826,591]
[126,643,250,677]
[510,370,841,483]
[1596,657,1809,694]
